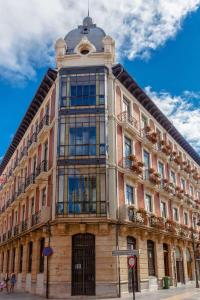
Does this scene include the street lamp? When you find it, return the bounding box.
[192,218,200,288]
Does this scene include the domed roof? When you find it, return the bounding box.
[64,16,106,54]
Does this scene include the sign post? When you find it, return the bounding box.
[112,249,139,299]
[128,256,137,300]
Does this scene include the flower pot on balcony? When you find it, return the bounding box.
[128,154,137,161]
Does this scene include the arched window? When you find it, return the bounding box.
[147,240,155,276]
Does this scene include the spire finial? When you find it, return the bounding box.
[88,0,90,17]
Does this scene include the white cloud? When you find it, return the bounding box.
[0,0,199,80]
[145,87,200,153]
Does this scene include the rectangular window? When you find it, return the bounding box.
[125,137,132,167]
[190,185,193,196]
[170,171,176,185]
[123,97,131,118]
[126,185,134,205]
[184,212,188,225]
[158,162,164,179]
[68,176,97,214]
[61,72,105,107]
[71,84,96,106]
[41,187,47,207]
[141,114,148,129]
[160,201,167,218]
[59,115,105,158]
[143,150,150,180]
[181,178,186,191]
[145,194,152,212]
[69,127,96,156]
[173,207,179,222]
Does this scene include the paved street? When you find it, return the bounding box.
[0,286,200,300]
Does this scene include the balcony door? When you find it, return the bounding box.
[143,150,150,179]
[72,234,95,295]
[147,240,156,276]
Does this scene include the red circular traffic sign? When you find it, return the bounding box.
[128,255,137,269]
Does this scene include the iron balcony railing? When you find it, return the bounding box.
[36,160,48,177]
[2,233,7,242]
[38,114,50,133]
[19,146,28,161]
[25,173,36,189]
[7,229,12,239]
[31,212,40,226]
[16,183,25,198]
[13,225,19,236]
[28,132,37,149]
[21,220,28,232]
[58,144,106,158]
[118,111,138,130]
[56,201,107,217]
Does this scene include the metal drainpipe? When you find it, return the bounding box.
[113,65,124,298]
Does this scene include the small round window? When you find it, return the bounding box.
[80,49,90,55]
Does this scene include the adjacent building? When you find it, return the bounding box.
[0,15,200,298]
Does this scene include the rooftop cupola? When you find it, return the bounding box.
[55,15,115,68]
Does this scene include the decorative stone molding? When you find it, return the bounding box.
[55,38,67,57]
[79,223,87,233]
[98,223,109,235]
[75,37,96,56]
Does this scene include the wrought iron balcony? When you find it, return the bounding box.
[27,132,37,153]
[21,220,28,232]
[36,160,48,177]
[19,146,28,162]
[7,229,12,239]
[2,233,7,242]
[13,224,19,236]
[25,173,36,190]
[118,111,138,128]
[38,114,50,133]
[56,201,107,217]
[31,212,40,226]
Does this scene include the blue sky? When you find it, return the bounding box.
[0,0,200,159]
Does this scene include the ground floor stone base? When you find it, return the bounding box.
[0,222,199,298]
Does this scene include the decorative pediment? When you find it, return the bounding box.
[75,36,96,56]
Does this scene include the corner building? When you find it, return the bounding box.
[0,16,200,298]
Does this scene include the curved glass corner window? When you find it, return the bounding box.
[68,176,96,214]
[69,127,96,156]
[60,73,105,107]
[58,115,105,158]
[56,168,106,216]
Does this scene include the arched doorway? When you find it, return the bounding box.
[127,236,139,292]
[147,240,156,276]
[163,244,169,276]
[72,233,95,295]
[175,247,185,284]
[186,248,193,281]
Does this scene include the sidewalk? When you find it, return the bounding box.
[0,285,199,300]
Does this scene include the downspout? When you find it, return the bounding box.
[113,65,124,298]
